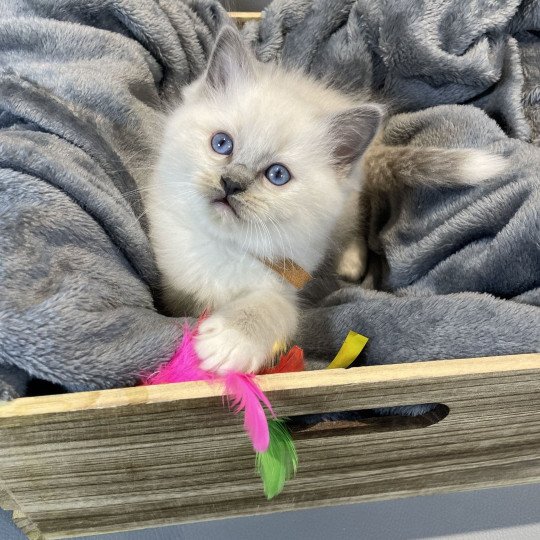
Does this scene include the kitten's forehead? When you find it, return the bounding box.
[220,75,332,168]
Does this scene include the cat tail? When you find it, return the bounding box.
[363,145,507,189]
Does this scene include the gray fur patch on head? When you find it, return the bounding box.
[204,26,255,92]
[328,104,384,169]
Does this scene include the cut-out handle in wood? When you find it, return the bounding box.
[289,404,450,439]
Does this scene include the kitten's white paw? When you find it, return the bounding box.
[196,315,269,374]
[338,241,366,282]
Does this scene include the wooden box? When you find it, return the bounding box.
[1,354,539,539]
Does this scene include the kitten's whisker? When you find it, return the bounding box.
[243,220,255,265]
[257,215,274,256]
[239,218,250,256]
[265,212,294,266]
[256,219,269,255]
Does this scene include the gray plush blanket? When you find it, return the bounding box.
[1,0,539,403]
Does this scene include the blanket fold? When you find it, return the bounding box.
[0,0,228,395]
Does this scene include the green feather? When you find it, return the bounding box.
[256,418,298,499]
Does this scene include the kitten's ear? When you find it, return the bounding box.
[329,105,384,169]
[204,26,255,91]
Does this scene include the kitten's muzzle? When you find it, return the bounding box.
[220,175,245,196]
[220,163,253,197]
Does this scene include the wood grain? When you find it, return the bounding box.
[0,354,539,539]
[0,481,41,540]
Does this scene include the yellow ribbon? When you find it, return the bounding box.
[326,331,369,369]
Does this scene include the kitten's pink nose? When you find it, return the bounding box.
[221,176,244,196]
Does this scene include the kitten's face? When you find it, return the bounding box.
[155,27,381,263]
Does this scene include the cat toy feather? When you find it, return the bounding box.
[224,372,275,452]
[256,418,299,499]
[143,321,301,498]
[143,322,367,499]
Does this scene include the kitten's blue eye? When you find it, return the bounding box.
[265,163,291,186]
[211,132,233,155]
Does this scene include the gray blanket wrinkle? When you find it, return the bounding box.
[0,0,539,414]
[0,0,228,396]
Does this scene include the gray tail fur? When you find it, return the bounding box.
[363,145,507,189]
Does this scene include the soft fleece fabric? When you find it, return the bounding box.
[1,1,539,407]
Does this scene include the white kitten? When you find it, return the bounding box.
[146,26,382,373]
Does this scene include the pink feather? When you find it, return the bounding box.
[143,321,275,452]
[224,373,275,452]
[143,323,215,385]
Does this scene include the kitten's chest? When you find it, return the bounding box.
[153,221,276,313]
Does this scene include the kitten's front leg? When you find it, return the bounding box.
[196,288,298,373]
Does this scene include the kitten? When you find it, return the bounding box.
[147,26,505,373]
[146,26,382,373]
